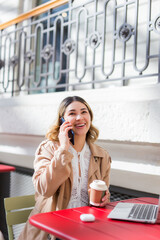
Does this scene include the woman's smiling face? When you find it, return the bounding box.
[64,101,91,137]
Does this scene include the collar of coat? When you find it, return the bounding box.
[87,140,105,181]
[88,140,104,158]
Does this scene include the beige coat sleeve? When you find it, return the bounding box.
[32,140,73,198]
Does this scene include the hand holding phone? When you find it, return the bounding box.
[60,117,74,145]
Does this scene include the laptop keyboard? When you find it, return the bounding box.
[128,204,158,220]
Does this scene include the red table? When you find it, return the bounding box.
[0,164,15,172]
[29,197,160,240]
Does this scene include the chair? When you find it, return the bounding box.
[4,194,35,240]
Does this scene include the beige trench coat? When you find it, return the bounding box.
[18,139,111,240]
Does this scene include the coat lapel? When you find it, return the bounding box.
[87,141,104,183]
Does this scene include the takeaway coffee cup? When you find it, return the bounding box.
[89,180,108,207]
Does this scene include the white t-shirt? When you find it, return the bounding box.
[67,142,91,208]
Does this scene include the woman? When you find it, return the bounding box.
[18,96,111,240]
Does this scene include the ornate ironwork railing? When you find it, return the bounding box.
[0,0,160,96]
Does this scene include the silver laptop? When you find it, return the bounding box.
[107,196,160,223]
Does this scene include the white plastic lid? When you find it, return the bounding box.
[90,180,108,191]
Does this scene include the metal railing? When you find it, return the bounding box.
[0,0,160,96]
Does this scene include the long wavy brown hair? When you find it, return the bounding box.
[46,96,99,142]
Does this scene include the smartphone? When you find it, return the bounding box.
[60,117,74,145]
